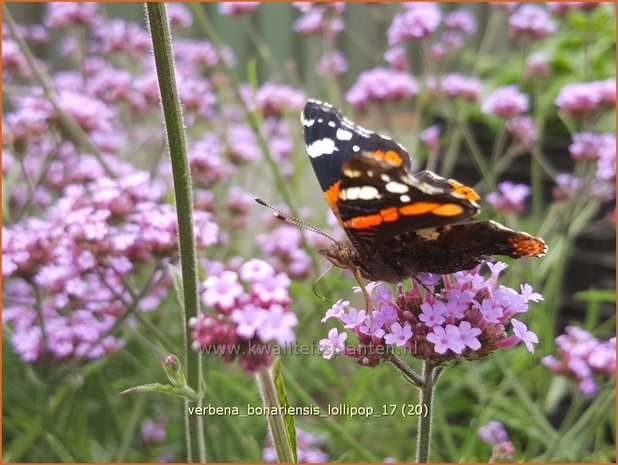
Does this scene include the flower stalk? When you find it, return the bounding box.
[416,362,437,463]
[255,365,296,463]
[145,3,204,462]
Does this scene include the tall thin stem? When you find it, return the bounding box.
[416,362,437,463]
[255,366,296,463]
[146,4,205,462]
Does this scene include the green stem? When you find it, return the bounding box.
[416,362,437,463]
[146,4,204,462]
[458,120,497,192]
[388,354,423,388]
[255,366,296,463]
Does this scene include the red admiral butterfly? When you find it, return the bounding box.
[302,99,547,284]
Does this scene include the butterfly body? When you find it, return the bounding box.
[302,99,547,284]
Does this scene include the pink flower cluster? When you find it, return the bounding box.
[3,169,218,363]
[319,262,542,366]
[388,3,442,44]
[482,85,529,119]
[256,224,313,280]
[218,2,260,16]
[554,79,616,118]
[487,181,532,214]
[508,4,557,40]
[346,67,419,109]
[568,132,616,184]
[293,2,345,38]
[543,326,616,396]
[427,73,484,103]
[478,421,515,461]
[190,259,296,373]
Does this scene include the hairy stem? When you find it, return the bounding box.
[146,3,205,462]
[416,362,437,463]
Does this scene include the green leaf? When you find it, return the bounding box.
[574,289,616,304]
[167,264,185,309]
[272,358,297,463]
[44,432,78,462]
[120,382,200,402]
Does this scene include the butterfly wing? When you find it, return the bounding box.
[336,153,481,251]
[302,99,412,221]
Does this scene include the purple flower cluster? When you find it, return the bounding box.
[256,224,313,280]
[420,125,441,151]
[384,46,409,71]
[427,73,484,103]
[487,182,532,214]
[568,132,616,184]
[45,2,101,28]
[3,170,218,363]
[319,262,542,366]
[256,81,305,117]
[482,85,529,119]
[293,3,345,38]
[552,173,583,200]
[263,428,328,462]
[190,259,296,373]
[506,116,538,148]
[548,2,600,16]
[141,417,167,444]
[478,421,515,461]
[346,67,418,109]
[509,4,557,40]
[315,50,349,77]
[218,2,260,16]
[543,326,616,396]
[554,79,616,118]
[525,52,551,79]
[388,3,442,44]
[444,9,477,35]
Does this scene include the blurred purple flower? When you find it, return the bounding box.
[525,51,551,79]
[188,133,235,187]
[509,4,557,40]
[93,18,151,57]
[384,46,409,71]
[478,420,509,445]
[553,173,583,200]
[45,2,101,28]
[315,50,348,77]
[596,135,616,181]
[257,82,305,116]
[428,73,483,102]
[482,85,529,118]
[264,428,328,463]
[167,4,192,28]
[420,125,441,151]
[548,2,600,16]
[555,79,616,118]
[487,181,531,214]
[543,326,615,396]
[490,3,518,13]
[218,2,260,16]
[444,9,477,35]
[569,132,610,160]
[346,67,418,109]
[388,3,442,44]
[141,418,167,444]
[2,39,31,80]
[506,116,538,148]
[293,9,344,37]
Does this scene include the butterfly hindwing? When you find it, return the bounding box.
[336,153,480,249]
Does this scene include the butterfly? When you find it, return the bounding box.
[301,99,547,285]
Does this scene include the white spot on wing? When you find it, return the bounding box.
[328,121,336,127]
[385,181,409,194]
[352,145,360,152]
[301,117,315,127]
[307,138,337,158]
[381,174,391,182]
[336,129,353,141]
[400,195,411,203]
[358,186,379,200]
[342,187,360,200]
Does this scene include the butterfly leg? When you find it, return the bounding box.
[353,267,375,312]
[413,276,445,301]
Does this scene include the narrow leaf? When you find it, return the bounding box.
[273,358,297,463]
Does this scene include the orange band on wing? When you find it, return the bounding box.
[432,203,465,216]
[447,179,480,201]
[509,235,547,257]
[398,202,440,215]
[324,181,341,211]
[368,150,403,167]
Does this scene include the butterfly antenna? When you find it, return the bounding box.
[254,197,339,245]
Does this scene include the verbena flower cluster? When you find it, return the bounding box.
[319,263,542,366]
[542,326,616,396]
[478,421,515,461]
[190,259,296,373]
